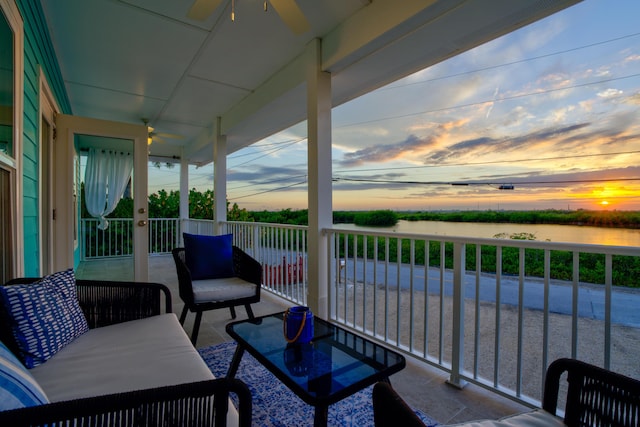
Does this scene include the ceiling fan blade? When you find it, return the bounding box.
[187,0,224,21]
[156,132,185,140]
[269,0,310,35]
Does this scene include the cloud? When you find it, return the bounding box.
[228,164,306,184]
[424,122,592,163]
[337,134,439,167]
[624,92,640,105]
[624,54,640,63]
[598,88,623,98]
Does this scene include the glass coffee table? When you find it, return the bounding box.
[226,312,406,427]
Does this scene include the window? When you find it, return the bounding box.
[0,0,23,280]
[0,6,13,159]
[0,167,12,282]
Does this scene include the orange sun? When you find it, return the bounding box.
[599,200,609,206]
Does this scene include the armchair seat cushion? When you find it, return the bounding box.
[193,277,259,303]
[29,313,214,402]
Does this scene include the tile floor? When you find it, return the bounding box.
[77,255,530,425]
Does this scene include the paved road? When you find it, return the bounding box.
[340,259,640,328]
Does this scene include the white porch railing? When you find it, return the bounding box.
[324,228,640,408]
[82,217,640,409]
[217,221,639,408]
[81,218,180,258]
[220,221,308,304]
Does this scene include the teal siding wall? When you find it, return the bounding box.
[16,0,71,276]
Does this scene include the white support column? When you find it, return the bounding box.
[179,153,189,243]
[213,117,227,235]
[306,39,332,319]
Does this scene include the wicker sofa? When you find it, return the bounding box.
[0,277,251,427]
[373,358,640,427]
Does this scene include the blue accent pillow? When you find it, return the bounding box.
[183,233,235,280]
[0,269,89,368]
[0,341,49,410]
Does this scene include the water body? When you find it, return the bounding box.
[335,220,640,247]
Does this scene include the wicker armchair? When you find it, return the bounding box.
[543,358,640,427]
[172,246,261,345]
[373,358,640,427]
[0,278,252,427]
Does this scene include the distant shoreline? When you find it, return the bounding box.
[395,209,640,229]
[330,209,640,229]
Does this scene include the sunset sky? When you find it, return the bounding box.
[151,0,640,212]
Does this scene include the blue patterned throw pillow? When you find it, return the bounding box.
[0,269,89,368]
[0,341,49,410]
[183,233,235,280]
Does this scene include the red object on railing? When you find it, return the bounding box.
[263,256,304,286]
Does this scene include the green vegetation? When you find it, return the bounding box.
[398,209,640,229]
[353,210,398,227]
[81,187,249,221]
[333,233,640,288]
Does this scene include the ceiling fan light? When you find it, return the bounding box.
[147,136,153,145]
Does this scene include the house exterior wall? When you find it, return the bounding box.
[15,0,71,276]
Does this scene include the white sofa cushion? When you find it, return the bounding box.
[193,277,256,303]
[445,409,565,427]
[30,313,213,401]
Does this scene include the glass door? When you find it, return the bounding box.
[54,114,149,281]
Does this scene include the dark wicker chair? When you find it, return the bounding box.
[172,246,261,345]
[373,358,640,427]
[0,278,252,427]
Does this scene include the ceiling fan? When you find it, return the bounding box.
[187,0,310,35]
[142,119,184,146]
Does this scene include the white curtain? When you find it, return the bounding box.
[84,148,134,230]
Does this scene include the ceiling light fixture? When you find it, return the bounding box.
[142,118,153,145]
[188,0,310,35]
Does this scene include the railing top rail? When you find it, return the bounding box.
[222,220,308,231]
[324,227,640,256]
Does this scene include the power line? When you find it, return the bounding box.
[224,32,640,171]
[226,174,640,202]
[332,177,640,187]
[203,31,640,199]
[229,179,307,200]
[229,137,305,168]
[228,137,305,159]
[380,31,640,91]
[335,150,640,174]
[338,73,640,128]
[225,151,640,199]
[228,174,307,191]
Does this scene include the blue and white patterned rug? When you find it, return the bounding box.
[199,341,439,427]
